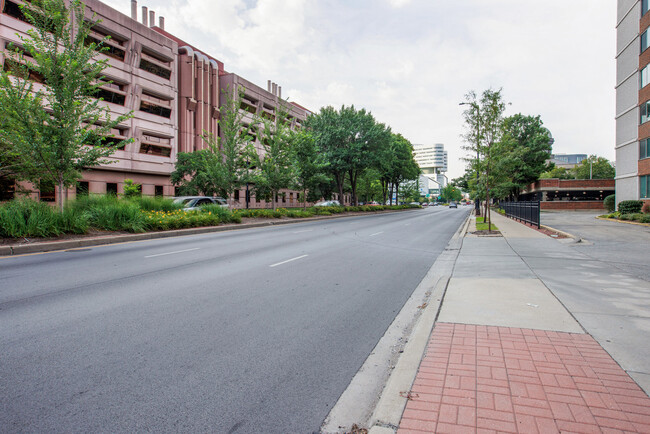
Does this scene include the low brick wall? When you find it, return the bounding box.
[540,201,605,210]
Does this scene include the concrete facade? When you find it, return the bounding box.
[616,0,650,205]
[0,0,327,207]
[1,0,179,200]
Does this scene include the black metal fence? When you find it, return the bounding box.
[500,201,540,228]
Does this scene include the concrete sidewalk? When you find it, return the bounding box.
[373,212,650,433]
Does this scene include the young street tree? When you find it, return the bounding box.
[171,87,256,206]
[291,130,331,209]
[254,102,295,210]
[461,89,507,230]
[0,0,132,211]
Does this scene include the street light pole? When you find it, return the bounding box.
[460,101,481,216]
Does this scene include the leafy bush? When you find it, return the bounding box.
[122,179,141,198]
[199,204,239,223]
[640,214,650,223]
[618,200,643,214]
[619,214,633,221]
[0,199,58,237]
[603,194,616,212]
[642,202,650,214]
[132,196,182,212]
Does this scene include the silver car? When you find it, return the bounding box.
[313,200,341,207]
[173,196,228,211]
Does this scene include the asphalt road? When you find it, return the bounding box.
[541,210,650,282]
[0,206,469,433]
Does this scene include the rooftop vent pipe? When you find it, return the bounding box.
[131,0,137,20]
[141,6,148,26]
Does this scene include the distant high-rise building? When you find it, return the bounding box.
[413,143,448,187]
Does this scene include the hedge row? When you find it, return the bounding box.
[0,198,420,238]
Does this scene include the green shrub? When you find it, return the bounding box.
[619,214,633,221]
[603,194,616,212]
[0,199,67,238]
[286,210,313,218]
[200,204,238,223]
[122,179,141,198]
[640,214,650,223]
[81,198,147,232]
[132,196,182,212]
[618,200,643,214]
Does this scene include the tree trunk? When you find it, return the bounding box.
[395,183,400,205]
[389,184,393,205]
[57,180,65,213]
[336,172,344,205]
[303,188,307,210]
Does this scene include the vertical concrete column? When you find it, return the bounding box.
[141,6,148,26]
[131,0,137,20]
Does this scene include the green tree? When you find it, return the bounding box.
[495,114,553,199]
[171,87,256,205]
[461,89,507,230]
[574,155,615,179]
[357,168,383,203]
[304,105,392,206]
[539,165,574,179]
[291,130,332,208]
[0,0,132,211]
[441,185,463,203]
[254,102,295,210]
[387,133,420,205]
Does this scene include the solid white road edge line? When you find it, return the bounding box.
[369,231,384,237]
[269,254,308,268]
[292,229,314,234]
[144,248,200,258]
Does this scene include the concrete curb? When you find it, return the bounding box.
[0,210,414,257]
[365,214,470,434]
[539,224,580,241]
[595,216,650,227]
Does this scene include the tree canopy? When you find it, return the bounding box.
[0,0,132,211]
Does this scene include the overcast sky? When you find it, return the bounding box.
[103,0,616,180]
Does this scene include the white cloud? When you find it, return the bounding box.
[101,0,616,180]
[387,0,411,8]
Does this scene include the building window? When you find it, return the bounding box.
[641,175,649,199]
[139,100,171,118]
[641,101,650,124]
[643,30,649,54]
[645,0,650,16]
[107,182,118,196]
[39,180,55,202]
[76,181,89,197]
[0,176,15,201]
[642,138,650,160]
[234,190,240,201]
[643,65,650,89]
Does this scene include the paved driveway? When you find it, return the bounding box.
[542,210,650,283]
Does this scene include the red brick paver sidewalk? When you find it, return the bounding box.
[398,323,650,433]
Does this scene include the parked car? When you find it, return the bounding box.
[313,200,341,207]
[368,201,380,206]
[449,202,458,208]
[173,196,228,211]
